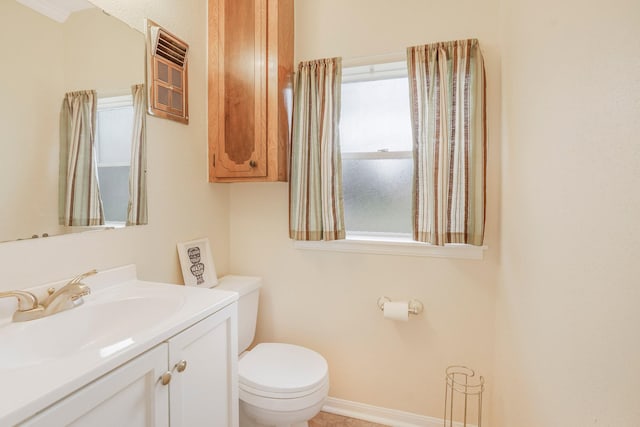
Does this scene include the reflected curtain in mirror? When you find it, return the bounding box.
[407,39,486,246]
[289,57,345,241]
[58,90,105,226]
[127,84,148,226]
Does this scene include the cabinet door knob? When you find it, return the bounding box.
[174,360,188,373]
[160,371,172,385]
[249,160,257,168]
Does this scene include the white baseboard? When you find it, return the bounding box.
[322,397,475,427]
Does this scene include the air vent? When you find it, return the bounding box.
[154,29,187,67]
[146,20,189,124]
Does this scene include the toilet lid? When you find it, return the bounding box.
[239,343,328,395]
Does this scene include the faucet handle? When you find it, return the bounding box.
[12,305,45,322]
[69,269,98,285]
[0,290,40,311]
[3,290,45,322]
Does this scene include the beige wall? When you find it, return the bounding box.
[0,0,230,294]
[229,0,501,420]
[495,0,640,425]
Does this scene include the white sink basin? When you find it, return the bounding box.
[0,265,237,426]
[0,294,184,369]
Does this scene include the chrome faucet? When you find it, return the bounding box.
[41,270,96,317]
[0,269,96,322]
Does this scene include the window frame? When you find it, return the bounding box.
[294,58,487,259]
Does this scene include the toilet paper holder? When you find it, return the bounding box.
[376,296,424,315]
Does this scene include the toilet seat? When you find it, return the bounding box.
[238,343,329,400]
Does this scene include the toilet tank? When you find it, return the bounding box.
[216,275,262,354]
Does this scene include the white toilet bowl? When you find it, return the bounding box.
[238,343,329,427]
[215,277,330,427]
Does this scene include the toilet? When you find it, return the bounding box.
[215,276,329,427]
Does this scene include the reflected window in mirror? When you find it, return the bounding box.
[95,95,134,225]
[0,0,146,243]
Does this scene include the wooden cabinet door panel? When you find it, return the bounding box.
[211,0,267,179]
[209,0,292,182]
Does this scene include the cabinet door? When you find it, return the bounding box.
[168,304,238,427]
[210,0,268,179]
[21,344,169,427]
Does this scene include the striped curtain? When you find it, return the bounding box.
[407,39,487,246]
[289,57,345,241]
[127,84,148,226]
[59,90,104,226]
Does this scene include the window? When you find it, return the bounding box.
[95,95,134,224]
[295,58,485,259]
[340,61,412,238]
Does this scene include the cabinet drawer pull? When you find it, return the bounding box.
[249,160,257,168]
[160,371,172,385]
[174,360,188,373]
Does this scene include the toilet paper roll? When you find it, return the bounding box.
[383,301,409,321]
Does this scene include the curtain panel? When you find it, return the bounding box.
[58,90,105,226]
[407,39,487,246]
[127,84,148,226]
[289,57,345,241]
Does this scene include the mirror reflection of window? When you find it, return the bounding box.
[95,95,134,225]
[0,0,145,242]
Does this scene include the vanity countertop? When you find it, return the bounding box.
[0,265,236,426]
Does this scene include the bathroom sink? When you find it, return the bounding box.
[0,315,89,369]
[0,293,185,370]
[0,264,238,426]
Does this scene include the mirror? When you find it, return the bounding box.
[0,0,145,243]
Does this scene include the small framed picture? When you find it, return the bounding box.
[176,238,218,287]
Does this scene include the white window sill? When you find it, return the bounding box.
[104,221,126,229]
[66,222,126,231]
[293,234,486,260]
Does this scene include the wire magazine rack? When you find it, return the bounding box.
[444,365,485,427]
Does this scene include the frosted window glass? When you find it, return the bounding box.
[343,158,412,234]
[97,166,130,222]
[340,71,413,235]
[95,100,134,222]
[96,106,134,165]
[340,78,412,153]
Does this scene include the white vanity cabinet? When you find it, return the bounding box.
[21,344,170,427]
[168,302,238,427]
[21,303,238,427]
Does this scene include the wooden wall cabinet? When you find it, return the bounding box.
[208,0,293,182]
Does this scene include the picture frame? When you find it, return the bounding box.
[176,238,218,287]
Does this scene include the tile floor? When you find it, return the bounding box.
[309,411,389,427]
